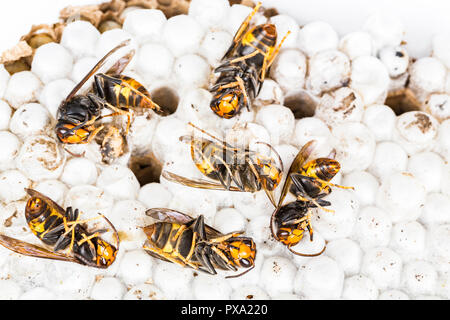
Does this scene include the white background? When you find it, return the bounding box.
[0,0,449,57]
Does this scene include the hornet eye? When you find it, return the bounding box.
[240,258,251,268]
[278,230,289,238]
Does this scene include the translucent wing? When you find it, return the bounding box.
[270,206,281,240]
[143,248,172,263]
[105,50,135,76]
[145,208,224,239]
[0,235,80,263]
[63,39,132,102]
[277,140,317,207]
[185,122,237,150]
[162,171,243,192]
[145,208,194,224]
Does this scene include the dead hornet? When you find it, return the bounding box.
[0,189,119,268]
[210,2,291,118]
[143,208,256,278]
[271,140,354,256]
[55,39,168,146]
[162,122,284,206]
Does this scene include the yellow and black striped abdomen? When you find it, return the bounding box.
[301,158,341,182]
[151,222,195,261]
[191,140,226,178]
[111,75,152,109]
[96,74,154,110]
[25,197,65,244]
[239,24,277,65]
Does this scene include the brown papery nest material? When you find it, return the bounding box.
[0,0,262,72]
[1,0,427,118]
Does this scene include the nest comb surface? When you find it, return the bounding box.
[0,0,424,116]
[0,0,194,72]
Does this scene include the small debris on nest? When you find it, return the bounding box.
[99,126,129,164]
[406,112,433,134]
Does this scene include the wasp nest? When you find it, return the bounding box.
[0,0,449,301]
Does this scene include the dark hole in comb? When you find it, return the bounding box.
[384,87,421,116]
[128,152,163,186]
[284,91,317,119]
[151,86,179,116]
